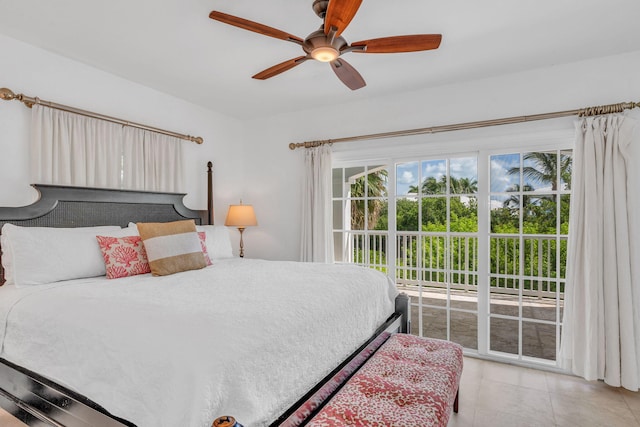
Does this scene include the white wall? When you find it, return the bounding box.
[2,32,639,262]
[242,50,640,261]
[0,34,245,226]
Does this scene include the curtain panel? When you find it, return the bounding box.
[300,145,334,263]
[31,105,184,193]
[560,109,640,391]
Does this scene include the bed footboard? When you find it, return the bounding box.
[0,358,133,427]
[395,292,410,333]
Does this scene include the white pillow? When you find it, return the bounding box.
[1,233,13,285]
[1,224,125,287]
[196,225,234,259]
[126,222,140,235]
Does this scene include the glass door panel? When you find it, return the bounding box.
[488,150,571,362]
[398,156,479,351]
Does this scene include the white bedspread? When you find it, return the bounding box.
[0,259,396,427]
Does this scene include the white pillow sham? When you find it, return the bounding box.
[1,224,132,287]
[1,233,13,285]
[195,225,234,260]
[128,223,234,260]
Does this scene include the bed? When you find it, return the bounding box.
[0,183,408,427]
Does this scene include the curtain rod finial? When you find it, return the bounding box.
[0,88,16,101]
[289,143,297,150]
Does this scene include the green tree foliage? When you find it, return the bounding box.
[394,198,418,231]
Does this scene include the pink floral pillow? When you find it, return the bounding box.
[96,235,151,279]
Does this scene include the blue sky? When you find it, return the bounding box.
[490,153,520,193]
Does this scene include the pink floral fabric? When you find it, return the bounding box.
[279,333,393,427]
[96,235,151,279]
[198,231,213,266]
[307,334,463,427]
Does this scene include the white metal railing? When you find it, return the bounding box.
[343,232,565,299]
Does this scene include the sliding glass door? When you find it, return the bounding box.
[332,145,571,366]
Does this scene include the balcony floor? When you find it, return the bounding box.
[399,286,563,361]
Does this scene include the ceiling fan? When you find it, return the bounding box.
[209,0,442,90]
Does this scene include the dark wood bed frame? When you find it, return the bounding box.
[0,181,409,427]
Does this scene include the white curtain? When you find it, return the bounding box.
[560,109,640,391]
[123,127,184,192]
[300,145,334,263]
[31,104,184,192]
[31,104,123,188]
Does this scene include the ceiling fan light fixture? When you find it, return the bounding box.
[311,46,339,62]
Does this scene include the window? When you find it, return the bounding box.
[333,142,572,368]
[332,165,389,273]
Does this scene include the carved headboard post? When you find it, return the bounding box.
[207,161,214,225]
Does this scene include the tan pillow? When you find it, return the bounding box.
[137,220,206,276]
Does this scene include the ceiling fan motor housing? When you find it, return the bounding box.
[312,0,330,18]
[303,28,347,58]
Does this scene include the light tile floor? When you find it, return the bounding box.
[0,406,27,427]
[1,357,639,427]
[449,356,640,427]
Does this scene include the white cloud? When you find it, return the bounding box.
[450,157,477,180]
[422,160,446,180]
[398,170,415,184]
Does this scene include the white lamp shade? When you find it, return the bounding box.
[224,204,257,227]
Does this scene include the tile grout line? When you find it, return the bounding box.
[544,371,560,426]
[620,390,640,426]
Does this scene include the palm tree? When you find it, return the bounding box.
[409,176,477,195]
[507,152,572,191]
[350,169,388,230]
[409,176,443,195]
[502,184,536,211]
[450,176,478,194]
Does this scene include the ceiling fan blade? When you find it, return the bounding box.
[209,11,303,44]
[330,58,366,90]
[252,56,309,80]
[324,0,362,37]
[351,34,442,53]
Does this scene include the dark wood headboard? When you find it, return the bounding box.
[0,184,206,284]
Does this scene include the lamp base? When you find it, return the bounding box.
[238,227,246,258]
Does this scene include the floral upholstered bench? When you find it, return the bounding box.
[306,333,463,427]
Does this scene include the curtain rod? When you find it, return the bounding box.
[288,100,640,150]
[0,87,203,144]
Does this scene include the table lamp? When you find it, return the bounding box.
[224,201,257,258]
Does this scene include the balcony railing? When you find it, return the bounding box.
[346,232,565,299]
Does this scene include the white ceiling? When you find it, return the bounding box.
[1,0,639,119]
